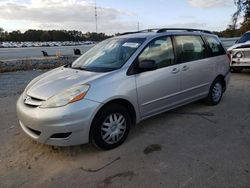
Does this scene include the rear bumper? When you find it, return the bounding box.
[16,94,101,146]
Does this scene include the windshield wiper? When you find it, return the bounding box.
[71,66,87,71]
[65,62,72,68]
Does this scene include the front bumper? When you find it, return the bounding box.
[16,95,101,146]
[231,58,250,67]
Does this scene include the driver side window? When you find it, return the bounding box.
[138,37,175,68]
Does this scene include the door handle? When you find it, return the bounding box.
[182,65,189,71]
[171,68,180,74]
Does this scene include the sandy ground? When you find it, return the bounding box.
[0,70,250,188]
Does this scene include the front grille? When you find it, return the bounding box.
[24,95,44,107]
[243,51,250,58]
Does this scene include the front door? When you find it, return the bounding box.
[135,36,181,118]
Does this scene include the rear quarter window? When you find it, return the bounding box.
[205,36,226,57]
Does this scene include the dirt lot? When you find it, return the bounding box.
[0,70,250,188]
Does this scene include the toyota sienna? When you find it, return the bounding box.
[17,28,231,149]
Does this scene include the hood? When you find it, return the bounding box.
[228,41,250,51]
[26,67,106,100]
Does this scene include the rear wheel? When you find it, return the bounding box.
[91,104,131,150]
[204,78,223,106]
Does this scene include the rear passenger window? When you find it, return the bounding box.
[175,35,207,63]
[206,36,225,56]
[138,37,174,68]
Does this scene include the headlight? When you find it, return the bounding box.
[40,84,90,108]
[235,52,243,58]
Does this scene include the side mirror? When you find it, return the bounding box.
[138,60,157,72]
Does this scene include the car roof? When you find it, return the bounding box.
[115,28,217,40]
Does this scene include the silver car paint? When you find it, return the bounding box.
[16,32,230,146]
[135,64,181,117]
[25,67,110,100]
[17,96,100,146]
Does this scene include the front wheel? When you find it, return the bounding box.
[204,78,223,106]
[90,104,131,150]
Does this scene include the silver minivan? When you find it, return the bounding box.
[17,28,231,149]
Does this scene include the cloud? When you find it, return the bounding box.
[146,22,207,30]
[0,0,137,34]
[187,0,233,8]
[1,3,120,23]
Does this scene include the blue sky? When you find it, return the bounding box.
[0,0,237,34]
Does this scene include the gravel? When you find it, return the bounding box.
[0,56,78,73]
[0,70,249,188]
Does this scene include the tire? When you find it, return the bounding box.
[231,67,242,73]
[204,78,223,106]
[90,103,131,150]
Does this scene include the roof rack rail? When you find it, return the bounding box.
[119,31,139,36]
[119,28,212,36]
[119,30,156,35]
[139,29,159,32]
[156,28,212,34]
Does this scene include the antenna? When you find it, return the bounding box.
[94,0,98,33]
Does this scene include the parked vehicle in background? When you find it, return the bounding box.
[17,28,230,150]
[0,41,96,48]
[220,37,240,49]
[228,31,250,72]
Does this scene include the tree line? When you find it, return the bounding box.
[0,29,110,42]
[215,0,249,37]
[0,0,249,42]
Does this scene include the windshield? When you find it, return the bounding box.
[237,33,250,44]
[72,37,145,72]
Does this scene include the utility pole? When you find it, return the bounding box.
[137,22,140,31]
[94,0,98,33]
